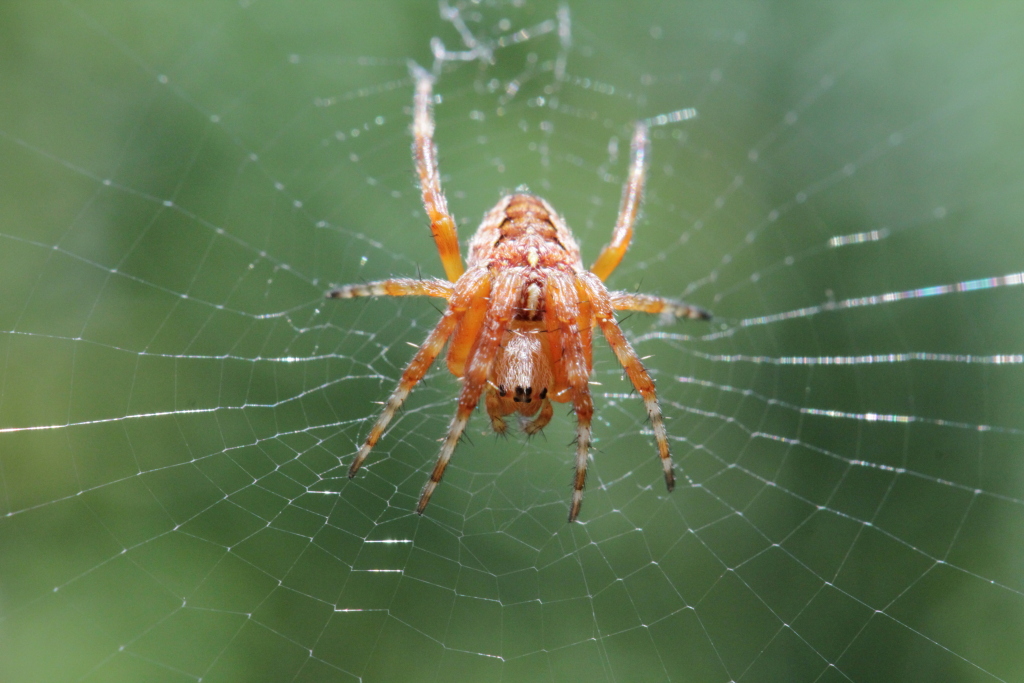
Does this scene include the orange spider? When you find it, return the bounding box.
[329,65,710,522]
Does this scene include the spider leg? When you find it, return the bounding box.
[548,273,596,522]
[522,398,553,435]
[579,272,676,494]
[445,286,489,377]
[417,269,524,515]
[347,268,490,478]
[609,291,711,321]
[410,62,465,283]
[327,278,453,300]
[590,122,649,281]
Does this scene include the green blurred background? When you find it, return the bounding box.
[1,1,1023,681]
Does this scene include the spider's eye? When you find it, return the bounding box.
[539,387,548,400]
[498,384,507,397]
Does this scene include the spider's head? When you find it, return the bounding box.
[500,384,549,403]
[492,327,553,416]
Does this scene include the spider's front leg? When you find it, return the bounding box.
[344,268,489,478]
[579,272,677,494]
[547,272,596,522]
[417,270,526,515]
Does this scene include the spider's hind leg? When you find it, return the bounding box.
[590,122,649,282]
[410,62,465,283]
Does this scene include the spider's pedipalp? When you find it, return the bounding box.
[411,63,465,283]
[485,389,513,433]
[347,268,490,478]
[522,398,553,435]
[580,272,676,493]
[327,277,453,300]
[417,269,525,515]
[591,121,649,282]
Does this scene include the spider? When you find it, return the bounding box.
[329,65,710,522]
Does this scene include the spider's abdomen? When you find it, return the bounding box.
[466,194,583,271]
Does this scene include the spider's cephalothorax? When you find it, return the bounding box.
[329,65,710,522]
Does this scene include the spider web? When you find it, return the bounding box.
[2,2,1023,681]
